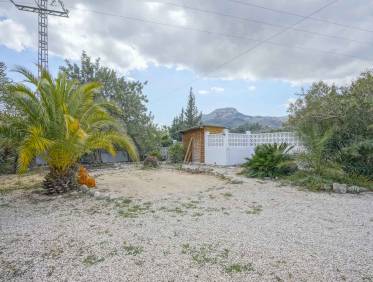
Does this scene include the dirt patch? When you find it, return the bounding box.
[0,170,45,193]
[95,167,225,200]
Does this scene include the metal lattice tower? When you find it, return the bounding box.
[10,0,69,77]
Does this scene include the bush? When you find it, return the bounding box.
[242,143,297,178]
[143,155,159,168]
[168,142,184,163]
[147,150,162,160]
[340,140,373,179]
[282,170,373,191]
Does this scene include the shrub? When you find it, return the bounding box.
[168,142,184,163]
[147,150,162,160]
[282,170,373,191]
[242,143,297,178]
[340,140,373,179]
[143,155,159,168]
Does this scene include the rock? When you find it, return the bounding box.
[230,179,244,184]
[322,184,332,192]
[79,185,89,193]
[70,191,79,196]
[347,185,368,194]
[93,191,108,200]
[332,183,347,194]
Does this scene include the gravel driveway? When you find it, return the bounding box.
[0,165,372,281]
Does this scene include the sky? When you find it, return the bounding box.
[1,0,372,125]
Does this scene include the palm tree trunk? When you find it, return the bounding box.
[43,165,78,194]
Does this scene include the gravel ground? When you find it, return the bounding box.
[0,165,372,282]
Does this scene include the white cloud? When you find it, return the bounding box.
[2,0,373,83]
[198,86,225,95]
[198,90,209,95]
[0,19,32,52]
[168,9,187,26]
[248,85,256,91]
[210,86,224,93]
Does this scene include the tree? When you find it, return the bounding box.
[60,51,160,157]
[184,87,202,128]
[0,62,19,174]
[0,67,138,193]
[288,71,373,178]
[169,88,202,140]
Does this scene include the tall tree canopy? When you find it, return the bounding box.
[60,51,161,157]
[288,71,373,178]
[169,88,202,140]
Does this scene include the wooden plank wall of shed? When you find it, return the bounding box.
[182,128,203,163]
[182,126,224,163]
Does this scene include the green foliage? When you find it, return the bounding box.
[0,67,138,192]
[283,170,373,191]
[169,88,202,140]
[147,150,161,160]
[143,155,159,168]
[184,87,202,128]
[0,63,19,174]
[340,140,373,179]
[60,51,162,156]
[242,143,297,178]
[297,125,343,177]
[288,72,373,178]
[160,131,173,147]
[168,142,185,163]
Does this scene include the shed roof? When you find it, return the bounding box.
[179,124,226,133]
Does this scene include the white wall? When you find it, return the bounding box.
[204,130,303,166]
[226,147,254,166]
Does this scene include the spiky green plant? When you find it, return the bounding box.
[0,67,138,193]
[242,143,297,178]
[297,126,343,177]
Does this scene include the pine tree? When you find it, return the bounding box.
[184,87,202,128]
[169,88,202,141]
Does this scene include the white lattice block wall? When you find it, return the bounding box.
[204,131,304,165]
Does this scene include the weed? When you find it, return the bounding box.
[117,201,152,218]
[222,192,233,198]
[181,243,228,266]
[83,255,105,266]
[192,212,204,217]
[224,263,254,273]
[123,242,144,256]
[246,205,263,215]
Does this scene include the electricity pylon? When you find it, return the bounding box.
[10,0,69,77]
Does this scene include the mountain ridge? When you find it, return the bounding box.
[202,107,287,129]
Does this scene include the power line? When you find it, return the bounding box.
[139,0,373,47]
[9,0,69,77]
[224,0,373,34]
[74,7,371,62]
[164,0,345,97]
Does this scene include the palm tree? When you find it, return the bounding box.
[298,125,342,177]
[0,67,138,194]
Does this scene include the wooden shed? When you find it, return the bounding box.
[181,125,225,163]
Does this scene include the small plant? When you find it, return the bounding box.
[222,192,233,198]
[168,142,185,163]
[242,143,297,178]
[147,150,162,160]
[224,263,254,273]
[83,255,105,266]
[246,205,263,215]
[143,155,159,168]
[123,242,144,256]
